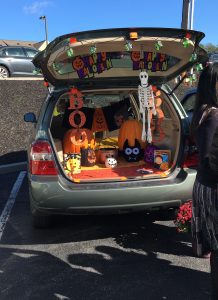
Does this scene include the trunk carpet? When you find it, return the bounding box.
[72,161,165,182]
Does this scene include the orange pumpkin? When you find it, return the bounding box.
[118,119,145,151]
[131,51,140,62]
[63,128,95,154]
[72,56,84,71]
[92,108,108,132]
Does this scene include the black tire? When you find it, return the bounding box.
[0,65,9,78]
[32,214,51,228]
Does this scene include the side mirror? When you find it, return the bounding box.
[24,112,37,123]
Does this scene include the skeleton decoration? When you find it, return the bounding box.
[138,71,156,143]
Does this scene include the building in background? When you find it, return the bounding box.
[0,39,47,51]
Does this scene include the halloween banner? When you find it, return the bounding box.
[72,52,113,79]
[131,51,169,72]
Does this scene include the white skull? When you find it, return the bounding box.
[139,71,148,87]
[105,157,117,168]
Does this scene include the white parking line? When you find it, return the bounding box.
[0,171,26,242]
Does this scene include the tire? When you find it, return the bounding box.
[32,214,51,229]
[0,65,9,78]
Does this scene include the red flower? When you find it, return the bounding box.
[174,200,192,233]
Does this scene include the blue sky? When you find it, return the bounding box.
[1,0,217,45]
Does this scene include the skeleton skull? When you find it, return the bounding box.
[139,71,148,88]
[105,157,117,168]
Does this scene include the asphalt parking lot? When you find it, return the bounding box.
[0,169,211,300]
[0,78,211,299]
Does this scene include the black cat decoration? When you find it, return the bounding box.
[123,139,142,162]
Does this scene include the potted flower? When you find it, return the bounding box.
[174,200,192,233]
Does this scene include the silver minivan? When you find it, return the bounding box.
[24,27,207,228]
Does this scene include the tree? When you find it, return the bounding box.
[200,43,218,53]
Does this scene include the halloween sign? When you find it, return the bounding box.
[131,51,168,72]
[72,52,113,79]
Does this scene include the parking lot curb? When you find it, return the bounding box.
[0,162,27,174]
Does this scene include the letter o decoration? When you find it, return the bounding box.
[69,110,86,128]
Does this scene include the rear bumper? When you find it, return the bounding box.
[29,168,196,215]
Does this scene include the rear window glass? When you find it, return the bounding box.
[50,51,180,79]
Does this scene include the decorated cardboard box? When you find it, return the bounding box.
[154,150,171,171]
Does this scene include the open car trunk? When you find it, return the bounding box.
[50,86,181,183]
[34,27,207,183]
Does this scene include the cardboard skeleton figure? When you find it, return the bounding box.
[138,71,156,143]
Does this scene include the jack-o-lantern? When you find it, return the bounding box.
[63,128,95,154]
[72,56,84,71]
[64,153,81,174]
[81,148,96,167]
[105,157,117,168]
[118,119,145,151]
[131,51,140,62]
[92,108,108,132]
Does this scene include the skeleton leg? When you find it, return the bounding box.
[147,108,152,143]
[141,110,147,141]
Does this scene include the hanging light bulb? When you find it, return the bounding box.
[67,48,74,57]
[90,45,97,54]
[182,37,192,48]
[154,41,163,51]
[125,40,133,51]
[52,62,59,71]
[191,73,197,82]
[196,63,203,71]
[33,67,41,75]
[185,73,197,86]
[182,33,192,48]
[189,52,197,62]
[69,37,77,47]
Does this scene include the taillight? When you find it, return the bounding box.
[182,138,199,168]
[30,140,58,175]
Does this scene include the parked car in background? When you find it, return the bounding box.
[208,52,218,70]
[0,46,40,78]
[180,87,197,123]
[24,27,207,228]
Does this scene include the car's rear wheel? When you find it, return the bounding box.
[32,214,51,228]
[0,66,9,78]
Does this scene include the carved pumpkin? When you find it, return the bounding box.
[63,128,95,154]
[92,108,108,132]
[131,51,140,62]
[118,119,145,151]
[72,56,84,71]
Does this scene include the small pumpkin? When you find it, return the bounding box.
[72,56,84,71]
[63,128,95,154]
[131,51,140,62]
[118,119,145,151]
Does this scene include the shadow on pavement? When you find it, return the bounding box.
[0,150,27,165]
[0,241,210,300]
[0,191,211,299]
